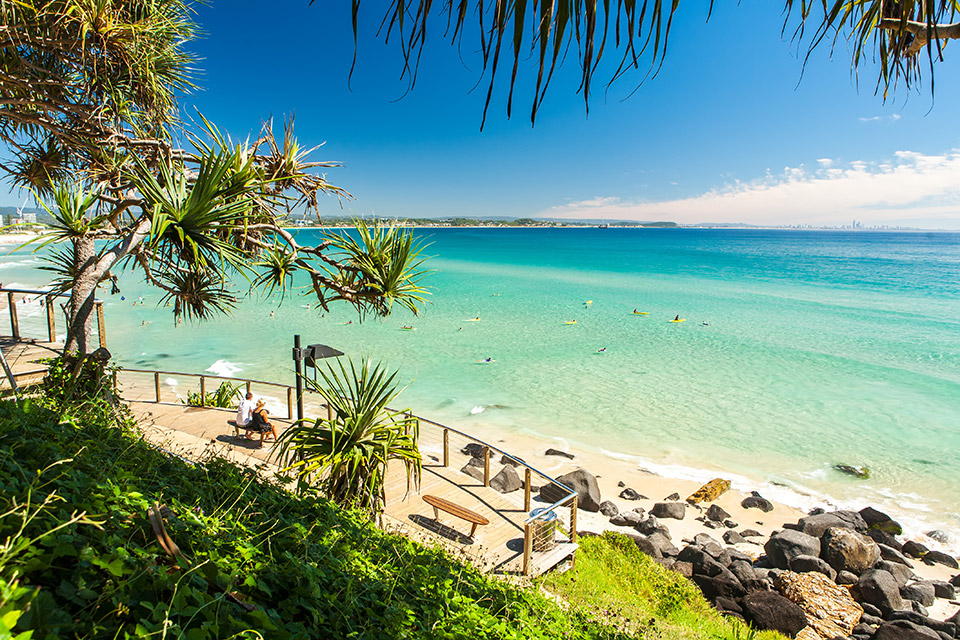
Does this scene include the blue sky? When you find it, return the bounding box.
[9,1,960,228]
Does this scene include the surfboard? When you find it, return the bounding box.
[669,319,686,323]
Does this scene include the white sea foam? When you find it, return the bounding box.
[205,359,246,377]
[470,405,485,415]
[165,378,178,387]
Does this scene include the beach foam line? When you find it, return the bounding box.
[205,359,247,378]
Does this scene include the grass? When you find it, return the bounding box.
[538,533,787,640]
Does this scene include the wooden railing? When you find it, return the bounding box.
[0,287,105,348]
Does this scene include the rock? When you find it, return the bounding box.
[703,520,720,529]
[723,519,738,529]
[821,526,881,574]
[651,502,686,520]
[796,511,867,537]
[686,478,731,504]
[836,570,858,585]
[544,448,574,459]
[857,569,902,614]
[742,495,775,512]
[729,560,764,592]
[693,570,746,601]
[866,528,903,551]
[879,543,914,567]
[489,465,522,493]
[461,443,487,458]
[903,540,930,559]
[929,580,954,600]
[765,530,822,570]
[499,454,522,466]
[789,554,836,580]
[872,620,940,639]
[539,468,601,512]
[834,463,870,479]
[908,598,928,616]
[619,487,645,500]
[775,570,864,640]
[715,596,743,615]
[874,560,913,587]
[460,462,485,482]
[648,532,679,557]
[741,528,764,538]
[901,583,935,607]
[887,611,957,638]
[860,613,883,626]
[723,530,748,545]
[617,481,625,487]
[609,510,644,527]
[621,533,662,559]
[853,621,877,637]
[672,560,693,578]
[922,550,959,569]
[925,530,949,544]
[636,516,670,539]
[742,590,808,638]
[706,504,731,522]
[693,533,725,551]
[859,506,903,535]
[599,500,619,517]
[664,492,680,501]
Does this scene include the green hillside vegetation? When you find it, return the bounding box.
[0,372,782,639]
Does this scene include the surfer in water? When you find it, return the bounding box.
[673,314,680,322]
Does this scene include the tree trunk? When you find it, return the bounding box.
[64,235,99,355]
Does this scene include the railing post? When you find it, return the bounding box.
[286,387,293,420]
[154,372,160,402]
[7,292,19,340]
[522,522,532,576]
[199,376,206,406]
[112,370,118,389]
[95,302,106,349]
[442,429,449,467]
[570,495,578,543]
[246,381,251,395]
[524,469,532,511]
[45,299,55,342]
[483,446,490,487]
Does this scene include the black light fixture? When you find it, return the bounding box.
[291,335,344,422]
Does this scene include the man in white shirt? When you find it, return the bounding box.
[232,392,255,438]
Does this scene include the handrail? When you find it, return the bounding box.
[120,367,295,392]
[0,287,67,297]
[0,286,104,347]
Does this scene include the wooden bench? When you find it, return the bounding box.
[422,494,490,537]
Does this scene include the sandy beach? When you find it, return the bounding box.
[0,233,42,246]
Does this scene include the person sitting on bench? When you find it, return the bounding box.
[246,400,277,448]
[228,392,255,439]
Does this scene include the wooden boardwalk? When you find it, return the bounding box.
[0,339,575,576]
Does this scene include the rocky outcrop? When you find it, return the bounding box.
[859,506,903,535]
[489,465,521,493]
[544,448,574,459]
[599,500,618,517]
[461,443,487,458]
[820,526,880,574]
[921,550,959,568]
[650,502,686,520]
[872,620,940,639]
[686,478,730,504]
[902,540,929,559]
[774,570,863,640]
[539,468,601,511]
[619,487,644,500]
[742,494,774,512]
[857,569,902,614]
[764,530,821,570]
[795,510,866,537]
[741,591,808,638]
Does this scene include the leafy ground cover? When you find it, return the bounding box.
[0,391,630,639]
[538,532,786,640]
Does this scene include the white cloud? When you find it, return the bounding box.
[541,149,960,228]
[859,114,902,123]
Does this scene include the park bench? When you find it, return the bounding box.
[422,494,489,537]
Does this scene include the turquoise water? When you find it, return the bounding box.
[4,228,960,537]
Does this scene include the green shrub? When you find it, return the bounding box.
[0,393,630,639]
[182,380,242,407]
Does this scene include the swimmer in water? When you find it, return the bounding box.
[701,321,709,326]
[270,311,274,318]
[477,357,494,363]
[596,347,606,353]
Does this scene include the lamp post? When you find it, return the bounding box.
[291,334,344,423]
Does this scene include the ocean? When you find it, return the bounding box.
[4,227,960,541]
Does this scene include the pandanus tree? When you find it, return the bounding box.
[1,1,430,355]
[275,357,421,520]
[344,1,960,128]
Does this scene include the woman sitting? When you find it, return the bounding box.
[247,400,277,448]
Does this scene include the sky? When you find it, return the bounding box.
[8,1,960,228]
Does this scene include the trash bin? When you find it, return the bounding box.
[529,507,558,552]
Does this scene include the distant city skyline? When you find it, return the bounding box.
[3,1,960,229]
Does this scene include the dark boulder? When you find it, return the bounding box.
[729,560,766,592]
[693,570,746,601]
[544,448,574,459]
[706,504,731,522]
[821,526,881,574]
[714,596,743,615]
[879,543,914,567]
[459,462,485,482]
[887,610,957,638]
[836,570,858,585]
[872,620,939,639]
[857,569,903,614]
[925,530,949,544]
[651,502,686,520]
[672,560,694,578]
[539,468,601,511]
[723,530,748,545]
[741,495,775,513]
[796,510,867,537]
[900,582,935,607]
[622,533,662,559]
[499,454,522,466]
[741,590,808,638]
[648,532,679,557]
[599,500,619,517]
[489,465,522,493]
[903,540,930,559]
[664,492,680,501]
[619,487,645,500]
[929,580,954,600]
[859,506,903,535]
[764,530,821,570]
[874,560,913,587]
[866,528,903,551]
[789,554,836,580]
[461,443,487,458]
[723,519,739,529]
[609,510,644,527]
[741,528,764,538]
[922,550,959,569]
